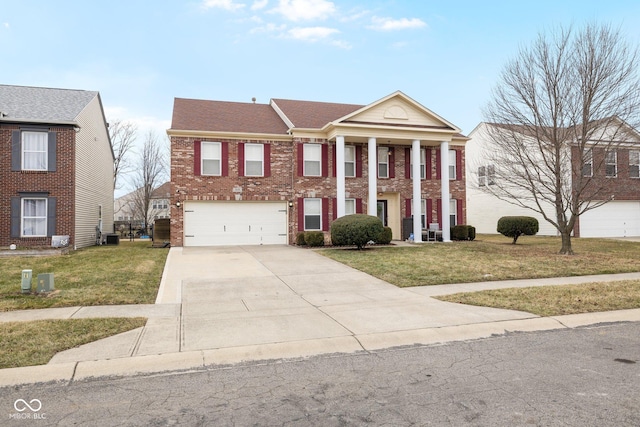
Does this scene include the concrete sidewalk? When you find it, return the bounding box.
[1,245,639,387]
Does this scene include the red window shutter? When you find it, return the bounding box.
[436,198,442,229]
[322,145,329,177]
[388,147,395,178]
[297,143,304,177]
[322,198,329,231]
[332,145,336,177]
[264,144,271,177]
[456,149,462,180]
[222,142,229,176]
[456,198,463,225]
[426,199,433,226]
[404,147,411,179]
[194,140,201,176]
[405,199,412,217]
[426,148,432,180]
[356,198,363,214]
[238,143,245,177]
[356,145,363,177]
[435,149,441,180]
[332,198,337,220]
[297,198,304,231]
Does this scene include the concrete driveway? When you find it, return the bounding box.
[151,245,540,355]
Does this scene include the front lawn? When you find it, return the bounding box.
[319,235,640,287]
[0,241,168,311]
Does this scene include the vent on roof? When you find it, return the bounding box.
[252,97,256,104]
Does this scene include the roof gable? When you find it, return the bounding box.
[339,91,460,132]
[0,84,98,124]
[171,98,290,135]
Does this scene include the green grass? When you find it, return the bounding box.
[319,234,640,287]
[0,318,147,369]
[436,280,640,317]
[0,241,169,311]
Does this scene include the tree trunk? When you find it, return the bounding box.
[559,230,574,255]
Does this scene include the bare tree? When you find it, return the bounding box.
[110,119,138,191]
[480,24,640,254]
[130,131,168,234]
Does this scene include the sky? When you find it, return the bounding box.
[2,0,640,191]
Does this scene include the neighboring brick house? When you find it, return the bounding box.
[114,181,171,224]
[168,91,469,247]
[466,120,640,237]
[0,85,114,249]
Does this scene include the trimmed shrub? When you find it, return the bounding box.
[497,216,539,244]
[295,232,307,246]
[450,225,469,241]
[304,231,325,247]
[467,225,476,241]
[331,214,384,250]
[377,226,393,245]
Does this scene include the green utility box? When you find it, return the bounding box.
[37,273,55,293]
[21,269,32,294]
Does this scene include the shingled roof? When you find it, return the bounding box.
[0,84,98,124]
[171,98,290,134]
[271,98,364,129]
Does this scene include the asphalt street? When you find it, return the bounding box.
[1,321,638,426]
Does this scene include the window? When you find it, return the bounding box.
[345,198,356,215]
[449,199,457,227]
[410,148,426,179]
[304,144,321,176]
[606,150,617,177]
[378,147,389,178]
[244,144,264,176]
[478,166,486,187]
[22,198,47,237]
[448,150,456,180]
[630,150,639,178]
[22,131,48,171]
[201,142,221,176]
[582,149,593,177]
[420,199,426,229]
[487,165,495,185]
[344,146,356,177]
[304,198,321,230]
[152,199,168,210]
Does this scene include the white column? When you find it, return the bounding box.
[440,141,451,242]
[368,137,377,217]
[336,135,346,218]
[412,139,422,243]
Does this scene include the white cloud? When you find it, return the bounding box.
[287,26,339,42]
[3,22,9,29]
[251,0,268,10]
[369,16,427,31]
[201,0,246,11]
[273,0,336,22]
[250,22,287,34]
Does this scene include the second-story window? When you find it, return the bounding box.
[304,144,321,176]
[605,150,617,177]
[629,150,639,178]
[245,143,264,176]
[378,147,389,178]
[201,142,221,176]
[345,145,356,177]
[582,148,593,177]
[22,131,48,171]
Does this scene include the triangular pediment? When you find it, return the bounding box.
[334,91,460,132]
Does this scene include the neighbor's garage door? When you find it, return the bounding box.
[579,201,640,238]
[183,201,288,246]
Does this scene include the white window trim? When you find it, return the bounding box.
[478,166,486,187]
[629,150,639,179]
[303,144,322,177]
[448,149,456,180]
[345,198,356,215]
[378,147,389,178]
[606,150,617,178]
[21,197,47,237]
[449,199,457,227]
[244,143,264,177]
[345,145,356,178]
[21,131,48,171]
[201,141,222,176]
[410,148,426,179]
[304,198,322,231]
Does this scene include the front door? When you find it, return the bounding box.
[377,200,388,226]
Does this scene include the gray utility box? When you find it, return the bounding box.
[21,269,32,294]
[37,273,55,293]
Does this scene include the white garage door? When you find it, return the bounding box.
[183,202,288,246]
[579,201,640,238]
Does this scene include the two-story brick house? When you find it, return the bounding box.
[169,91,469,247]
[0,85,114,249]
[466,120,640,237]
